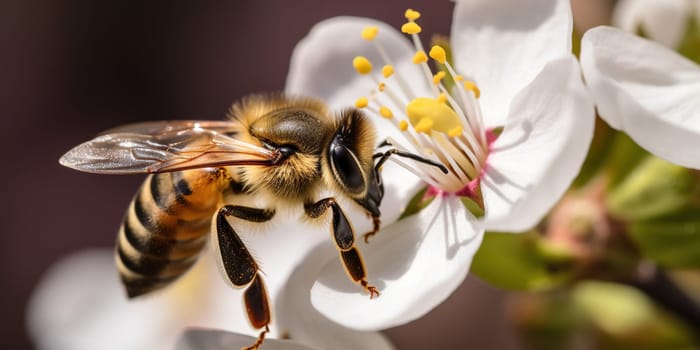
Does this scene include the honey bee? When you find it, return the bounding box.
[60,94,446,350]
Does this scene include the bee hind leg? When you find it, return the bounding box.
[214,205,275,350]
[305,198,379,299]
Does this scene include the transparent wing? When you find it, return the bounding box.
[100,120,239,136]
[60,121,279,174]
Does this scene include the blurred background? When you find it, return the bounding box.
[1,0,620,349]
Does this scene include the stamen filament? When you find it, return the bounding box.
[370,41,415,100]
[443,60,487,146]
[410,34,440,96]
[432,133,473,183]
[433,133,478,179]
[454,135,485,168]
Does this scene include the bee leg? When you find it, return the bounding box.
[362,215,381,244]
[305,198,379,299]
[215,205,275,350]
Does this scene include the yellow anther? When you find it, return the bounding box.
[401,22,422,35]
[378,82,386,92]
[399,120,409,131]
[448,126,463,137]
[454,75,464,82]
[382,65,394,78]
[432,71,446,85]
[361,26,379,41]
[379,106,393,119]
[407,97,463,134]
[353,56,373,75]
[437,93,448,103]
[412,51,428,64]
[429,45,447,64]
[413,118,434,134]
[355,97,369,108]
[405,9,421,21]
[463,81,481,98]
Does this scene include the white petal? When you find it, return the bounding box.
[580,26,700,168]
[27,248,243,350]
[483,55,594,232]
[613,0,690,48]
[451,0,573,127]
[309,196,484,330]
[175,329,316,350]
[286,16,431,110]
[275,240,395,350]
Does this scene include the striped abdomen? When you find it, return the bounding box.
[117,168,227,298]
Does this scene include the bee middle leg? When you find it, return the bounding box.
[215,205,275,350]
[305,198,379,299]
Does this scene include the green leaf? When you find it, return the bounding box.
[629,216,700,268]
[607,157,699,221]
[471,231,573,291]
[602,131,650,190]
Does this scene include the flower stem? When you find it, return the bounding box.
[628,264,700,342]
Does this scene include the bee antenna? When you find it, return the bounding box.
[373,148,448,174]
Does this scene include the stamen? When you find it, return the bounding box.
[433,133,473,182]
[352,56,373,75]
[433,133,477,179]
[382,65,394,78]
[404,9,421,21]
[367,38,414,100]
[454,136,485,170]
[432,71,446,85]
[412,51,428,64]
[379,106,393,119]
[398,120,409,131]
[355,97,369,108]
[378,82,386,92]
[463,81,481,99]
[401,22,422,35]
[441,60,487,145]
[429,45,447,64]
[361,26,379,41]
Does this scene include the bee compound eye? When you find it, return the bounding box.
[330,144,365,194]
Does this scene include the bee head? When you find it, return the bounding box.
[327,109,382,216]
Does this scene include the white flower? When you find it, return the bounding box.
[27,248,244,350]
[580,26,700,169]
[28,222,394,350]
[613,0,700,48]
[286,0,594,330]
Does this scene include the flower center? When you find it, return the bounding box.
[351,8,496,207]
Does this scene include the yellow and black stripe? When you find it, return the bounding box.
[116,168,227,298]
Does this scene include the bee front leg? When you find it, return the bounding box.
[214,205,275,350]
[305,198,379,299]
